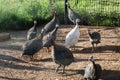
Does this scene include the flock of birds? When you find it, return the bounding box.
[21,2,102,80]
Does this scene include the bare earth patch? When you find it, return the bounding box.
[0,26,120,80]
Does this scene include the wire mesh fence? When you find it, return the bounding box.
[49,0,120,26]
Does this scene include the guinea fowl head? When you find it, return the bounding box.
[87,29,91,34]
[66,2,70,8]
[88,56,94,62]
[33,20,37,26]
[51,10,56,16]
[76,19,80,24]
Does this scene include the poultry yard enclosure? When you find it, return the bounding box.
[0,26,120,80]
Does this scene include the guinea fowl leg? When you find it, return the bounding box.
[55,64,61,72]
[71,45,75,51]
[46,47,51,53]
[91,43,95,52]
[30,55,34,61]
[73,45,76,51]
[62,66,65,74]
[95,43,98,50]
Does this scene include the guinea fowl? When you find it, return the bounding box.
[87,30,101,52]
[65,19,80,50]
[27,20,37,40]
[84,56,102,80]
[41,10,59,36]
[51,39,74,73]
[42,25,59,53]
[22,34,43,61]
[66,2,80,24]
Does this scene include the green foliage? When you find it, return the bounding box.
[0,0,119,30]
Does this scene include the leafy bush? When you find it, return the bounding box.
[0,0,119,30]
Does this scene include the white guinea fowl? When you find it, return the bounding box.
[65,19,80,50]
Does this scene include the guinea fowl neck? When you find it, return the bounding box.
[88,30,92,38]
[33,22,37,28]
[75,22,79,29]
[52,26,58,34]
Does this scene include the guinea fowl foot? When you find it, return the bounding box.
[55,65,61,73]
[21,55,31,62]
[62,66,65,74]
[30,55,35,61]
[48,49,51,53]
[91,48,95,53]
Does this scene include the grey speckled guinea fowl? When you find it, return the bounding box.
[84,56,102,80]
[22,34,43,61]
[42,25,59,53]
[41,10,60,36]
[27,20,37,40]
[66,2,80,24]
[87,30,101,52]
[50,39,74,73]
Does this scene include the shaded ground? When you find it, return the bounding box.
[0,26,120,80]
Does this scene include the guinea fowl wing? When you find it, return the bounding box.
[22,38,43,55]
[54,45,74,61]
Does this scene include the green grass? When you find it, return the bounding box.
[0,0,120,30]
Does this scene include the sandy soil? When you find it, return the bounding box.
[0,26,120,80]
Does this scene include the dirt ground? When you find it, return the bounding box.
[0,26,120,80]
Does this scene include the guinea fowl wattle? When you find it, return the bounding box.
[27,20,37,40]
[66,2,80,24]
[84,56,102,80]
[87,30,101,52]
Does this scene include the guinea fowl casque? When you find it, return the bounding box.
[66,2,80,24]
[41,10,59,36]
[65,19,80,50]
[27,20,37,40]
[42,25,59,53]
[22,34,43,61]
[51,39,74,73]
[87,30,101,52]
[84,56,102,80]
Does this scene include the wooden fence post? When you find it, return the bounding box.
[64,0,68,24]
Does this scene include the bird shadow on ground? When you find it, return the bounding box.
[0,54,55,71]
[65,69,84,76]
[0,54,26,63]
[101,69,120,80]
[0,44,22,51]
[0,59,54,71]
[33,58,52,62]
[0,76,22,80]
[72,45,120,54]
[74,58,104,62]
[56,69,84,77]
